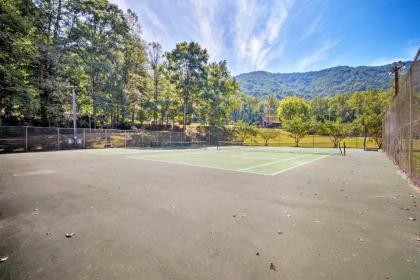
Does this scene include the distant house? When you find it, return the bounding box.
[261,116,281,128]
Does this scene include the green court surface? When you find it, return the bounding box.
[88,146,340,175]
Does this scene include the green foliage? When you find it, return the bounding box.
[203,61,239,127]
[323,120,351,147]
[282,117,311,147]
[278,97,311,122]
[234,120,257,142]
[166,41,208,131]
[258,129,279,146]
[0,1,240,129]
[236,64,411,99]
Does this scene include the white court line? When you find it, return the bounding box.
[126,151,334,176]
[126,155,270,175]
[239,155,307,171]
[271,154,331,175]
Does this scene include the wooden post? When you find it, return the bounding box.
[57,127,60,150]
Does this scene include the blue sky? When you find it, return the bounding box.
[110,0,420,74]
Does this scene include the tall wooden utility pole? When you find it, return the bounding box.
[390,61,405,96]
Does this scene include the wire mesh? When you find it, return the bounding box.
[383,48,420,186]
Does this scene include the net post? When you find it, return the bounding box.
[312,135,315,148]
[343,141,346,156]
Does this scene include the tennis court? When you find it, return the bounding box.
[121,146,340,175]
[1,146,419,280]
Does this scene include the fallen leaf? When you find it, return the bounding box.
[46,232,51,236]
[0,256,8,262]
[408,217,416,221]
[315,220,321,223]
[400,208,410,211]
[65,233,75,238]
[358,238,365,242]
[256,252,260,256]
[33,208,39,212]
[232,214,237,218]
[269,262,276,271]
[286,214,291,218]
[277,231,283,235]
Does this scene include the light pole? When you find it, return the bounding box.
[71,86,77,138]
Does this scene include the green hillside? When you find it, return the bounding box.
[236,63,411,98]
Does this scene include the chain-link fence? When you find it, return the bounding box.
[0,126,208,153]
[1,124,381,153]
[383,48,420,186]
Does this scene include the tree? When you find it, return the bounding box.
[324,120,350,147]
[69,0,129,128]
[283,117,311,147]
[166,42,208,131]
[352,89,390,148]
[278,96,311,121]
[232,94,264,124]
[0,0,38,125]
[234,121,257,142]
[147,42,162,126]
[203,61,239,128]
[258,129,279,146]
[266,94,279,122]
[278,97,312,147]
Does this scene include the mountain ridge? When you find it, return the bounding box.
[236,62,411,99]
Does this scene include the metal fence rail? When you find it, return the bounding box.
[383,48,420,186]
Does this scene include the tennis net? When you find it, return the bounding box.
[217,141,343,155]
[151,140,208,149]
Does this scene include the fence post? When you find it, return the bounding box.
[57,127,60,150]
[105,129,107,148]
[312,135,315,148]
[124,131,127,148]
[25,126,28,151]
[83,128,86,149]
[408,69,413,177]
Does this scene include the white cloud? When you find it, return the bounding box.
[233,0,293,72]
[184,0,225,62]
[297,39,339,71]
[299,13,324,42]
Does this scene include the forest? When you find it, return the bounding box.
[1,0,239,130]
[1,0,391,147]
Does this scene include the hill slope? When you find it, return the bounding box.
[236,63,410,99]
